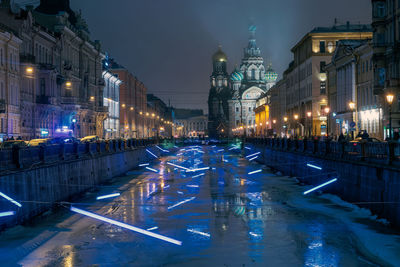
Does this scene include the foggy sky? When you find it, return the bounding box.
[28,0,373,112]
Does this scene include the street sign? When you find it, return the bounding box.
[350,121,356,128]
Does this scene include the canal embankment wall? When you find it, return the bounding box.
[0,140,163,229]
[246,140,400,228]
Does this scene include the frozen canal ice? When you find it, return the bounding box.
[0,145,399,266]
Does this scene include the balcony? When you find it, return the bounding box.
[20,54,36,64]
[36,95,50,104]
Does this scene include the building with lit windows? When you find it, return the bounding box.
[326,40,382,139]
[102,70,121,139]
[284,22,372,137]
[0,27,22,140]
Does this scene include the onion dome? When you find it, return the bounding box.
[212,45,227,62]
[230,69,244,82]
[265,65,278,82]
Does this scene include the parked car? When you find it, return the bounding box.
[48,137,79,144]
[80,135,100,143]
[350,137,382,143]
[28,138,51,146]
[0,140,28,149]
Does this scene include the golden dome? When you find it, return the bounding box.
[212,45,227,62]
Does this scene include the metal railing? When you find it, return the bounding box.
[246,137,400,166]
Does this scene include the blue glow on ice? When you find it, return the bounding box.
[139,163,150,167]
[248,169,262,175]
[167,197,196,210]
[186,185,199,188]
[0,211,15,217]
[217,149,224,152]
[187,228,211,237]
[246,152,260,158]
[249,156,258,161]
[96,193,120,200]
[192,173,205,178]
[146,149,158,158]
[145,167,158,173]
[70,207,182,245]
[147,226,158,231]
[167,162,189,170]
[0,191,22,207]
[307,163,322,170]
[177,191,184,195]
[245,147,251,150]
[187,166,210,172]
[303,178,338,195]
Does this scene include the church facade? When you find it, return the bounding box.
[208,26,278,138]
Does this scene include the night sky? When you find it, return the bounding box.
[19,0,371,112]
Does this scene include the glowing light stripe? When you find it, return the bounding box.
[223,159,229,162]
[174,146,178,148]
[146,149,158,159]
[306,163,322,170]
[163,185,170,189]
[155,145,169,152]
[145,167,158,173]
[96,193,120,200]
[0,211,15,217]
[245,147,251,150]
[248,169,262,175]
[217,149,224,152]
[167,197,196,210]
[70,207,182,245]
[139,163,150,167]
[186,185,199,188]
[147,226,158,231]
[167,162,189,170]
[176,153,183,156]
[187,167,210,172]
[211,145,216,148]
[246,152,260,158]
[187,228,211,237]
[248,156,258,161]
[228,147,239,151]
[192,173,205,178]
[303,178,337,195]
[177,191,184,195]
[0,191,22,207]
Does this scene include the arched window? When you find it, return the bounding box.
[251,69,255,80]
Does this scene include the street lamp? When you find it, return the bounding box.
[306,111,312,137]
[348,101,356,139]
[294,114,299,120]
[324,107,330,136]
[26,67,33,74]
[386,93,395,139]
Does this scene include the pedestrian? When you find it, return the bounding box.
[361,130,369,140]
[338,133,345,142]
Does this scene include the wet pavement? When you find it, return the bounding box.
[0,145,399,266]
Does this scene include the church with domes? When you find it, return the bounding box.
[208,25,278,138]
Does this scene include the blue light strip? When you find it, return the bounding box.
[217,149,224,152]
[70,207,182,245]
[245,147,251,150]
[248,156,258,161]
[145,167,159,173]
[303,178,338,195]
[187,228,211,237]
[0,191,22,207]
[139,163,150,167]
[246,152,260,158]
[306,163,322,170]
[155,145,169,153]
[96,193,120,200]
[177,191,184,195]
[192,173,205,178]
[147,226,158,231]
[167,197,196,210]
[187,167,210,172]
[248,169,262,175]
[0,211,15,217]
[186,185,199,188]
[146,149,158,159]
[167,162,189,170]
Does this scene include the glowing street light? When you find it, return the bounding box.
[26,67,33,74]
[348,101,356,110]
[283,116,288,122]
[307,111,312,118]
[294,114,299,120]
[386,93,395,139]
[65,81,72,88]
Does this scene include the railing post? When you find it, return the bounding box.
[59,142,65,160]
[73,142,80,159]
[360,141,366,161]
[388,141,395,165]
[12,145,22,169]
[39,144,46,163]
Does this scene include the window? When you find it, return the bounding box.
[320,81,326,95]
[370,59,373,70]
[0,48,2,65]
[366,61,368,72]
[319,41,326,53]
[0,82,3,99]
[251,69,255,80]
[40,78,46,95]
[376,2,386,17]
[249,107,252,112]
[236,107,239,112]
[236,120,239,125]
[248,120,251,125]
[362,62,365,73]
[320,61,326,73]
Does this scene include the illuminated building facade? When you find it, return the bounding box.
[175,115,207,138]
[0,28,22,140]
[284,23,372,137]
[102,70,121,139]
[326,40,382,139]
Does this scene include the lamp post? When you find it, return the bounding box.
[306,111,312,137]
[386,93,394,139]
[349,101,356,140]
[294,114,299,137]
[324,107,330,136]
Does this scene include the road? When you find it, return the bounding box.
[0,145,399,266]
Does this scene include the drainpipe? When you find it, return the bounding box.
[4,32,13,137]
